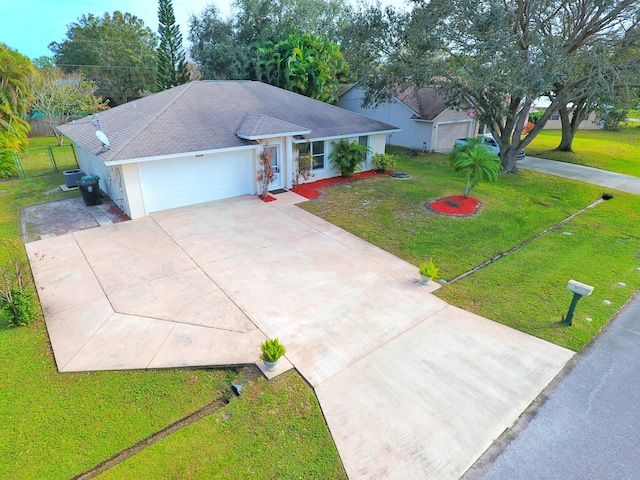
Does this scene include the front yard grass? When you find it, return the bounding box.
[525,126,640,177]
[1,166,345,478]
[301,148,640,351]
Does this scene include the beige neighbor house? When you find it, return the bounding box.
[58,81,399,219]
[338,84,481,152]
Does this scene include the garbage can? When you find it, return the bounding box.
[77,179,100,206]
[63,169,84,188]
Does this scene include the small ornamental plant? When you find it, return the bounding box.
[419,257,440,280]
[260,338,287,363]
[257,147,274,199]
[372,153,397,172]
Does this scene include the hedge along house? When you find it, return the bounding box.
[58,81,399,219]
[338,84,480,153]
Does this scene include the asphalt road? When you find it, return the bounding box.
[463,291,640,480]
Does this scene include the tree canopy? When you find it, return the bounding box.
[349,0,640,173]
[0,44,39,151]
[50,11,157,105]
[254,34,348,103]
[31,68,108,146]
[188,0,351,81]
[157,0,189,90]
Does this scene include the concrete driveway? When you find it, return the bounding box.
[26,192,573,479]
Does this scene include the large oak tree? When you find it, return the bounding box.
[349,0,640,172]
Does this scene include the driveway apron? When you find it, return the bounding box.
[27,194,573,479]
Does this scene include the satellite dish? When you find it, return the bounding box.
[96,130,110,146]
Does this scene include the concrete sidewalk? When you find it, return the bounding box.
[27,193,574,480]
[519,156,640,195]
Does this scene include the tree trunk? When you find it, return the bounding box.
[501,148,520,174]
[556,102,587,152]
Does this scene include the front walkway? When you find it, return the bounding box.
[27,193,573,479]
[520,156,640,195]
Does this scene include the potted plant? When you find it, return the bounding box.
[260,338,287,372]
[419,257,440,285]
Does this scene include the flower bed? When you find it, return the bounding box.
[426,195,480,216]
[291,170,388,199]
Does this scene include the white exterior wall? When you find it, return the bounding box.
[74,144,118,204]
[543,111,602,130]
[119,163,145,219]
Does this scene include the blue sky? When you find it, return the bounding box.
[0,0,224,60]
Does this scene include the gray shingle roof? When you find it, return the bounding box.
[396,87,448,121]
[58,81,398,162]
[236,113,310,140]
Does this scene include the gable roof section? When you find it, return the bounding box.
[236,113,310,140]
[395,87,448,121]
[58,81,398,162]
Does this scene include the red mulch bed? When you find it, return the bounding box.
[426,195,481,216]
[291,170,388,199]
[260,194,277,202]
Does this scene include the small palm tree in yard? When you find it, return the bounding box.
[329,139,371,178]
[449,139,502,198]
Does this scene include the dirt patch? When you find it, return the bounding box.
[22,194,130,243]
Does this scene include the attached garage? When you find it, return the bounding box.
[58,81,398,219]
[138,151,254,215]
[434,122,472,152]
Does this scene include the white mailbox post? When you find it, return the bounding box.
[565,280,595,326]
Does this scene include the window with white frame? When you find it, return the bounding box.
[300,141,325,170]
[358,135,369,163]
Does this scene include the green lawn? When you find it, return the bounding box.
[302,148,640,351]
[525,126,640,177]
[1,140,345,479]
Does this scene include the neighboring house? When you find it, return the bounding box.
[338,84,480,152]
[539,110,602,130]
[58,81,399,219]
[530,97,603,130]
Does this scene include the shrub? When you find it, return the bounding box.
[256,147,274,198]
[329,139,370,178]
[372,153,397,172]
[260,338,287,362]
[0,239,39,327]
[0,151,18,179]
[1,288,38,326]
[293,151,314,187]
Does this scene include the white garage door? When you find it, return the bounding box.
[139,153,253,214]
[435,122,471,152]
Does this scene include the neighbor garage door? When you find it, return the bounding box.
[435,122,471,152]
[139,152,253,214]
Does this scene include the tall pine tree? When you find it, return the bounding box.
[157,0,189,90]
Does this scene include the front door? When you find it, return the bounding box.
[264,144,283,190]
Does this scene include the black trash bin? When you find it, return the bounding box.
[77,179,100,206]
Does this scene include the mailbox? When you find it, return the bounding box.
[567,280,594,297]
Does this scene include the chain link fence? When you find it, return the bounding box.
[0,144,79,179]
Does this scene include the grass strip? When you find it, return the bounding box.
[525,127,640,177]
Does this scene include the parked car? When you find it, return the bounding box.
[455,134,526,160]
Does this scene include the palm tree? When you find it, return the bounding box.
[449,138,502,197]
[0,44,38,151]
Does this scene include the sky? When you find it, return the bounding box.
[1,0,407,61]
[1,0,229,60]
